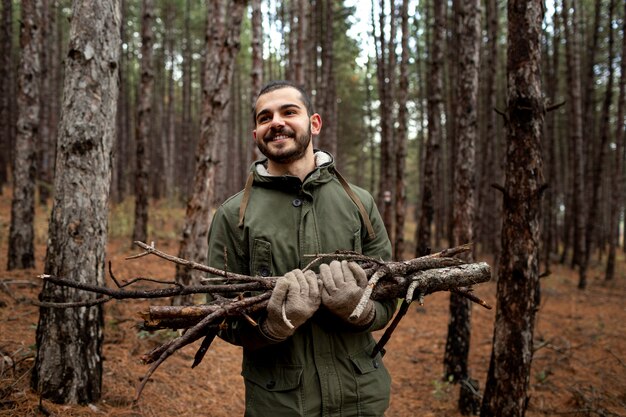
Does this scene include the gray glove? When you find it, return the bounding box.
[319,260,375,326]
[262,269,320,341]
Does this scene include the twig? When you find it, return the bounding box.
[32,296,111,308]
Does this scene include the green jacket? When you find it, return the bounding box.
[207,151,395,417]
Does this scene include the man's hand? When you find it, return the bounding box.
[262,269,321,341]
[319,260,375,327]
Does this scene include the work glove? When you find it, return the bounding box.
[262,269,321,341]
[319,260,375,327]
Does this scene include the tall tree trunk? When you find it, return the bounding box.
[250,0,263,163]
[37,0,54,205]
[0,0,14,193]
[294,0,308,88]
[393,0,409,260]
[163,1,176,199]
[174,0,246,305]
[480,1,545,415]
[132,0,154,245]
[606,1,626,281]
[542,7,561,275]
[113,0,129,203]
[562,0,586,287]
[415,0,444,258]
[180,0,193,198]
[581,0,615,284]
[375,0,397,238]
[32,0,120,403]
[318,0,337,157]
[477,0,500,257]
[7,0,42,270]
[443,0,480,413]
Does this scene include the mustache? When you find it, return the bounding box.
[265,127,295,140]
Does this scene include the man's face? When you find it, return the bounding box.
[253,87,321,164]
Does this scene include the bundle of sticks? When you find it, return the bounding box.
[38,241,492,400]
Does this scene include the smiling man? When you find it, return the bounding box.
[206,80,396,417]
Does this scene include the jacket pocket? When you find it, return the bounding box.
[348,347,391,416]
[242,364,304,416]
[251,238,272,277]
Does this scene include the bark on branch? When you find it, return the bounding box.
[38,241,492,401]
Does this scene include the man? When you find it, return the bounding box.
[207,80,395,416]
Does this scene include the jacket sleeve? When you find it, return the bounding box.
[206,204,284,351]
[359,189,397,332]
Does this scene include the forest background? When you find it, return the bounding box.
[0,0,625,416]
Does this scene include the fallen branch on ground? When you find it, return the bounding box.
[38,241,492,401]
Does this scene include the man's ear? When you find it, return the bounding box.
[310,113,322,135]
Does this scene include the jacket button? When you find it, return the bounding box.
[266,380,276,389]
[292,198,302,207]
[259,267,270,277]
[372,360,379,369]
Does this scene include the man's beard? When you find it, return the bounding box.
[256,125,312,164]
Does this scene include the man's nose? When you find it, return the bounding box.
[270,114,285,128]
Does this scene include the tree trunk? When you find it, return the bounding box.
[180,0,193,198]
[415,0,444,258]
[375,0,397,239]
[581,0,615,284]
[393,0,409,260]
[163,1,176,199]
[132,0,154,245]
[32,0,120,403]
[542,8,560,275]
[113,0,130,203]
[0,0,14,193]
[480,1,545,415]
[562,0,586,287]
[250,0,263,164]
[606,0,626,281]
[318,0,337,157]
[37,0,55,206]
[443,0,480,413]
[7,0,42,271]
[477,0,500,257]
[174,0,246,305]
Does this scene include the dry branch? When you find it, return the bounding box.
[38,241,492,400]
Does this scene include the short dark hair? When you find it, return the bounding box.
[253,80,315,123]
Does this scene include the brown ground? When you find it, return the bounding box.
[1,191,625,416]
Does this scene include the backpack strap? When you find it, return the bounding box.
[238,172,254,228]
[332,168,376,241]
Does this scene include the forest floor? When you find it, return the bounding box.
[0,190,625,416]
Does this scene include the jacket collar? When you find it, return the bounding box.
[251,150,335,187]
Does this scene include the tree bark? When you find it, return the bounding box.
[477,0,500,257]
[415,0,444,258]
[317,0,337,157]
[393,0,409,260]
[32,0,120,403]
[480,1,545,415]
[250,0,263,164]
[375,0,397,237]
[606,0,626,281]
[443,1,480,413]
[174,0,246,305]
[581,0,615,284]
[7,0,42,270]
[0,0,14,193]
[562,0,586,287]
[37,0,55,206]
[132,0,154,245]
